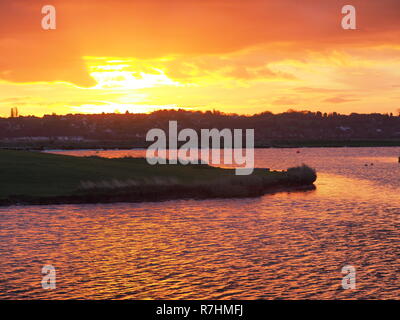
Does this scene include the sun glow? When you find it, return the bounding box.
[85,57,180,90]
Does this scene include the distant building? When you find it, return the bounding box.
[10,107,19,118]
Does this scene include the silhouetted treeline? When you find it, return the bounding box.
[1,109,400,146]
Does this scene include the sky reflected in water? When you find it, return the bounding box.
[1,147,399,299]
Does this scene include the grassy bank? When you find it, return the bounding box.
[0,150,316,206]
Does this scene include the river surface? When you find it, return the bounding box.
[0,147,399,299]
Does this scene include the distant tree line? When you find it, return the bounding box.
[1,109,400,144]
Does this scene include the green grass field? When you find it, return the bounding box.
[0,150,316,205]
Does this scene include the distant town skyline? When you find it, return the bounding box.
[1,0,400,117]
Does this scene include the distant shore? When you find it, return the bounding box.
[0,150,316,206]
[1,139,400,151]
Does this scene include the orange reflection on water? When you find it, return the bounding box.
[1,148,399,299]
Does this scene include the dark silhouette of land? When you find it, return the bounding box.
[0,150,316,206]
[1,109,400,149]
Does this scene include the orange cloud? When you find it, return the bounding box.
[1,0,400,116]
[323,96,359,104]
[1,0,400,86]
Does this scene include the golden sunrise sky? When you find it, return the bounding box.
[1,0,400,117]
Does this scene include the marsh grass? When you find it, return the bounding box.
[286,164,317,184]
[77,165,316,200]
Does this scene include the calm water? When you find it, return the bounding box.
[0,147,399,299]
